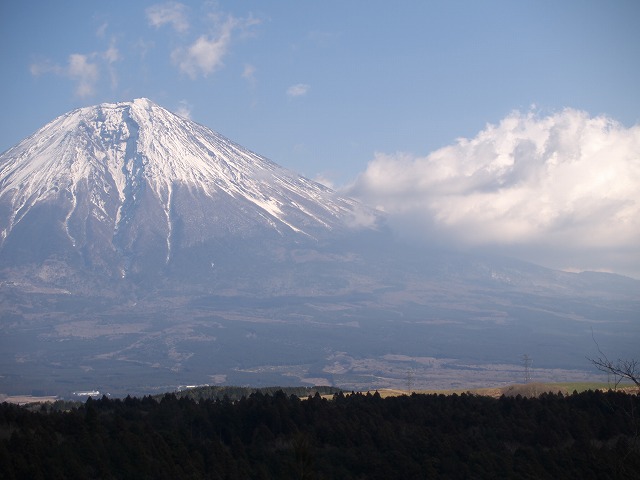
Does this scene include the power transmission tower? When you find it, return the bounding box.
[406,368,414,394]
[522,354,533,383]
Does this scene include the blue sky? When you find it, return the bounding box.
[1,0,639,277]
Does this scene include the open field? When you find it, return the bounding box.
[0,394,59,405]
[375,381,639,398]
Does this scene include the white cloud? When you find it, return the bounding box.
[347,205,380,229]
[29,59,62,77]
[242,63,256,83]
[103,40,120,89]
[146,2,189,33]
[170,16,237,78]
[30,41,122,98]
[96,22,109,39]
[176,99,192,119]
[287,83,310,97]
[150,4,260,80]
[103,43,120,64]
[347,109,640,277]
[67,54,99,97]
[314,173,335,190]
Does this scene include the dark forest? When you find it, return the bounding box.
[1,389,639,479]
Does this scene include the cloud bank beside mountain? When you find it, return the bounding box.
[347,109,640,278]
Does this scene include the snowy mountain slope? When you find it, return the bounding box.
[0,99,381,283]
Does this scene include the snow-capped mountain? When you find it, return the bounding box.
[1,100,639,397]
[0,98,380,287]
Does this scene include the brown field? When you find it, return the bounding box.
[373,381,638,398]
[1,394,59,405]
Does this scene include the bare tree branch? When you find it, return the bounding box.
[588,328,639,391]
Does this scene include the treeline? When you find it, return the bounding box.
[1,389,639,479]
[160,385,342,403]
[17,386,342,414]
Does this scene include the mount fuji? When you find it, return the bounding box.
[0,98,381,294]
[0,99,638,397]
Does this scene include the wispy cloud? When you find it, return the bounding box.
[96,22,109,39]
[146,2,189,33]
[347,109,640,276]
[170,14,260,79]
[103,43,120,64]
[29,59,61,77]
[103,40,121,89]
[242,63,256,84]
[30,16,121,98]
[176,99,192,119]
[31,53,100,98]
[171,28,232,78]
[67,54,99,97]
[313,173,335,190]
[287,83,310,98]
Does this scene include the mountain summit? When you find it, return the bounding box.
[0,99,379,288]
